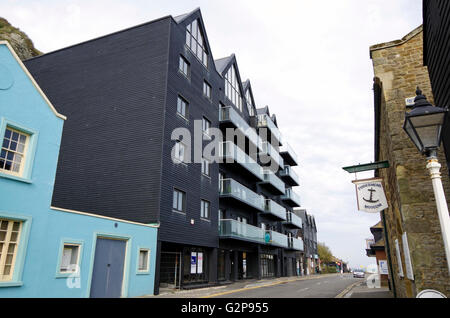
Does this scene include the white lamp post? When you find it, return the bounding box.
[403,88,450,275]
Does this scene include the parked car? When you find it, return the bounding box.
[353,269,365,278]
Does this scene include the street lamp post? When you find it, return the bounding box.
[403,88,450,275]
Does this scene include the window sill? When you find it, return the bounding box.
[0,172,32,184]
[200,218,211,223]
[177,70,191,82]
[136,270,150,276]
[176,112,190,123]
[0,281,23,288]
[55,272,80,278]
[201,173,211,179]
[172,209,186,215]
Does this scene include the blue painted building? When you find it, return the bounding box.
[0,41,158,297]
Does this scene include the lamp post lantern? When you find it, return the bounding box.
[403,88,450,275]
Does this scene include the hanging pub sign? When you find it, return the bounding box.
[352,178,388,213]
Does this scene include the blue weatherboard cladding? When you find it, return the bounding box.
[25,17,172,224]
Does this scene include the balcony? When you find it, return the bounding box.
[257,114,283,146]
[283,212,303,229]
[279,165,300,187]
[280,142,299,166]
[287,237,304,251]
[281,188,301,207]
[259,141,284,170]
[220,178,265,212]
[259,168,285,195]
[262,199,287,221]
[219,106,262,152]
[219,219,265,244]
[265,230,289,248]
[220,142,263,181]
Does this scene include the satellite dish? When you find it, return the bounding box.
[416,289,446,298]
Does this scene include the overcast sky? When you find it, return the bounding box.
[1,0,424,268]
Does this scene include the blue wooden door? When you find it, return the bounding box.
[90,238,127,298]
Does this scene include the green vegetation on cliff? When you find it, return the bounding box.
[0,17,42,60]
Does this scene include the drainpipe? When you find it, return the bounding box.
[381,210,397,298]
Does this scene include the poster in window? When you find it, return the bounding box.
[191,252,197,274]
[378,260,389,275]
[197,252,203,274]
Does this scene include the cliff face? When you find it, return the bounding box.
[0,17,42,60]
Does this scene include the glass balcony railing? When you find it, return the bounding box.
[219,219,266,244]
[265,230,288,248]
[281,188,301,207]
[259,141,284,170]
[280,142,299,166]
[284,212,303,229]
[220,106,262,151]
[257,114,283,145]
[220,178,265,212]
[288,237,304,251]
[220,142,263,181]
[263,199,287,220]
[261,169,285,194]
[279,166,300,186]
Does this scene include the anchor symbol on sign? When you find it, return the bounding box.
[363,188,379,203]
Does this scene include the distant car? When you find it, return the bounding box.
[353,270,365,278]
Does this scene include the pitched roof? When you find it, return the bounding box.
[214,54,234,75]
[0,40,66,120]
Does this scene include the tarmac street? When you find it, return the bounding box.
[149,273,368,298]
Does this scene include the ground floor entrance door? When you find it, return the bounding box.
[90,238,127,298]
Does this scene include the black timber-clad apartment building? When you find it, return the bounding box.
[296,209,318,275]
[24,8,304,293]
[423,0,450,171]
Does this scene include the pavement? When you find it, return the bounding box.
[143,273,354,298]
[341,280,393,298]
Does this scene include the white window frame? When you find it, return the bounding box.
[0,127,29,177]
[202,117,211,138]
[0,219,22,282]
[201,157,210,177]
[174,140,186,163]
[201,200,210,219]
[179,55,190,78]
[176,95,189,119]
[173,188,186,213]
[203,81,212,100]
[58,243,81,275]
[137,248,150,274]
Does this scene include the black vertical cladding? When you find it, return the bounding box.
[158,16,221,247]
[24,18,172,223]
[423,0,450,171]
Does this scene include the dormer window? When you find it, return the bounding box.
[225,65,242,112]
[186,19,208,68]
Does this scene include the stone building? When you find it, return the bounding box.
[370,25,450,297]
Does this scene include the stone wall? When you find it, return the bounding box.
[371,26,450,297]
